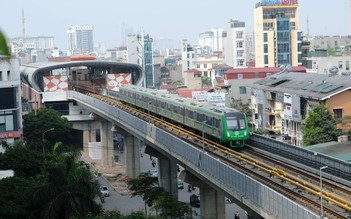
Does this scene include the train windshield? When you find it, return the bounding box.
[226,113,246,131]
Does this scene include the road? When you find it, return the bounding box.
[97,142,248,218]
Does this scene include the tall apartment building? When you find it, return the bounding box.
[67,25,94,55]
[127,34,154,88]
[198,28,224,52]
[223,19,246,68]
[0,58,22,152]
[181,39,195,80]
[254,0,302,67]
[10,36,54,51]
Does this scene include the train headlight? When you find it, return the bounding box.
[227,133,230,137]
[244,131,247,136]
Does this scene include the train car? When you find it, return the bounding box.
[119,85,249,148]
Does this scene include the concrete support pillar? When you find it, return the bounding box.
[199,186,225,219]
[123,134,141,178]
[179,170,225,219]
[158,157,178,200]
[100,121,114,167]
[83,130,90,153]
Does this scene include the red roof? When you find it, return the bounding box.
[177,88,211,98]
[185,69,202,74]
[160,85,177,89]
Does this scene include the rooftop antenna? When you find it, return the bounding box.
[121,22,125,47]
[306,16,310,37]
[22,8,26,50]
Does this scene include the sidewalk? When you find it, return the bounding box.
[81,150,131,195]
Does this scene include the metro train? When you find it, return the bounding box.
[118,85,250,148]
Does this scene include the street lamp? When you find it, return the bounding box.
[319,166,328,219]
[202,120,206,152]
[76,72,81,91]
[42,128,54,154]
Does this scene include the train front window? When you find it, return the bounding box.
[226,114,246,131]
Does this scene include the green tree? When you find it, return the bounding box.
[0,176,38,219]
[23,108,73,152]
[0,144,44,177]
[302,104,342,146]
[0,30,10,58]
[230,98,251,118]
[32,152,101,219]
[201,76,212,88]
[128,175,191,218]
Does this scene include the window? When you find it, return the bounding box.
[333,109,342,119]
[346,61,350,70]
[237,74,243,79]
[264,55,268,65]
[339,61,343,69]
[0,71,2,81]
[239,86,246,94]
[7,71,10,80]
[197,64,200,68]
[236,31,243,39]
[264,44,268,53]
[264,33,268,42]
[204,64,207,68]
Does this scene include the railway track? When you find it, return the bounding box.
[83,92,351,219]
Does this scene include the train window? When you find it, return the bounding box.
[180,108,185,116]
[167,103,171,111]
[174,106,178,114]
[206,116,212,126]
[214,119,219,128]
[136,94,140,99]
[196,113,203,122]
[189,111,193,119]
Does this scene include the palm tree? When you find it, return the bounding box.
[32,152,101,219]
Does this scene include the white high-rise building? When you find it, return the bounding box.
[181,39,195,80]
[67,25,94,55]
[223,19,246,68]
[198,28,224,53]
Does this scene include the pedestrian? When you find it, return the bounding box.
[234,211,240,219]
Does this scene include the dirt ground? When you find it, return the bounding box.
[81,150,131,195]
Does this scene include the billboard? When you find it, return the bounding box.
[107,74,131,91]
[43,76,68,92]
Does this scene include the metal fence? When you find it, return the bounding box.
[67,91,319,219]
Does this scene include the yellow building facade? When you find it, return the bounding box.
[254,0,302,67]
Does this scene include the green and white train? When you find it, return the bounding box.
[119,85,250,148]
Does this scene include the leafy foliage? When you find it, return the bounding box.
[0,30,10,58]
[230,98,251,118]
[302,104,342,146]
[128,175,191,218]
[32,152,101,219]
[0,144,44,177]
[23,108,73,152]
[0,176,38,219]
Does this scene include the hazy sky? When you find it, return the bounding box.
[0,0,349,52]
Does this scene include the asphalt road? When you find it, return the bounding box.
[97,143,248,218]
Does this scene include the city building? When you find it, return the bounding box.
[224,66,306,106]
[303,56,351,75]
[9,36,54,51]
[254,0,302,67]
[183,69,202,89]
[0,58,23,151]
[223,19,246,68]
[127,34,155,88]
[198,28,224,53]
[67,25,94,55]
[181,40,196,80]
[194,56,224,87]
[248,72,351,146]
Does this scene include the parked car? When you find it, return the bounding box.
[100,186,110,197]
[147,168,158,178]
[178,179,184,189]
[190,194,200,207]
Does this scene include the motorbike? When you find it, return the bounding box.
[151,160,156,167]
[100,196,105,203]
[188,184,192,193]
